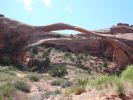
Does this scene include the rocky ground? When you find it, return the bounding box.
[0,46,133,100]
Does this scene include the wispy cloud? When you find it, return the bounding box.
[18,0,33,12]
[42,0,52,8]
[66,5,73,13]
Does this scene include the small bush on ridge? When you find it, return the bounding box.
[13,80,31,92]
[49,66,67,77]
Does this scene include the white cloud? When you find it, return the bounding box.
[18,0,33,12]
[66,5,73,13]
[42,0,52,8]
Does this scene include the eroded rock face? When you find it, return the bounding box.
[0,16,109,63]
[33,37,107,56]
[110,24,133,34]
[0,15,65,65]
[0,16,34,64]
[0,15,132,69]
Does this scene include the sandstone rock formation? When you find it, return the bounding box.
[29,37,106,56]
[0,15,132,70]
[30,24,133,69]
[0,15,64,66]
[110,24,133,34]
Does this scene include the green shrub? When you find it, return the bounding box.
[0,71,16,82]
[89,75,110,87]
[76,54,84,60]
[51,79,65,86]
[77,79,88,87]
[0,67,16,77]
[30,46,38,54]
[84,69,91,75]
[7,65,17,71]
[28,74,41,82]
[115,80,125,94]
[65,52,71,58]
[78,64,87,70]
[65,86,86,95]
[13,80,31,92]
[65,79,87,95]
[88,74,126,93]
[100,62,108,68]
[0,57,11,65]
[60,80,73,88]
[45,56,50,67]
[53,89,62,95]
[42,51,49,58]
[49,66,67,77]
[32,57,50,72]
[121,65,133,83]
[51,79,73,88]
[78,63,85,69]
[0,83,16,100]
[89,75,119,90]
[44,90,61,98]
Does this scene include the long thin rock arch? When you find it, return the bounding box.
[36,23,133,68]
[0,16,133,69]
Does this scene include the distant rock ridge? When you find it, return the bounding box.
[110,23,133,34]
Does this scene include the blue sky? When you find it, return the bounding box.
[0,0,133,33]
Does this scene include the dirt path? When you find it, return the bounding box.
[27,79,61,100]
